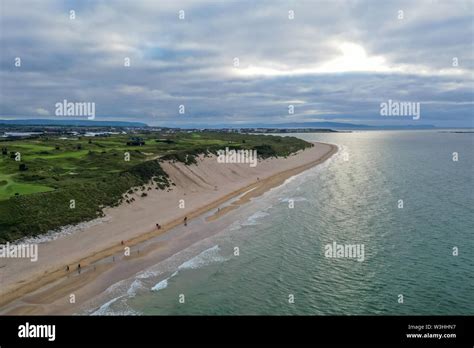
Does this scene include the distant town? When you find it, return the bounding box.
[0,122,339,140]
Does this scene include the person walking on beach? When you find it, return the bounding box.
[77,263,81,274]
[184,216,188,226]
[66,265,69,272]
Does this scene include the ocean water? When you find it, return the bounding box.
[90,131,474,315]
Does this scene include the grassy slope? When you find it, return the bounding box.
[0,132,311,241]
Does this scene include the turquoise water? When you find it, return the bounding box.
[92,131,473,315]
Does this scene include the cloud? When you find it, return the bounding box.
[234,42,395,77]
[35,108,50,116]
[0,0,472,127]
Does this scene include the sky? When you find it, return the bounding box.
[0,0,473,127]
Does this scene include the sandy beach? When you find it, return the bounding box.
[0,142,337,314]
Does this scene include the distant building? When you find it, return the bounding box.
[127,137,145,146]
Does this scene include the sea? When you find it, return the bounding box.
[87,131,473,315]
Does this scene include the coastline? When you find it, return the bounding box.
[0,142,337,314]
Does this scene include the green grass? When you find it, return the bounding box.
[23,150,89,160]
[0,132,312,242]
[13,144,56,151]
[0,174,54,201]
